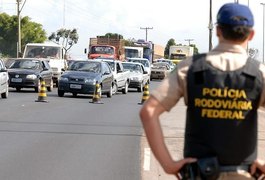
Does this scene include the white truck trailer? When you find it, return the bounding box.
[169,45,194,64]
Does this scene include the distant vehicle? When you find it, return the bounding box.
[100,59,130,94]
[132,39,154,63]
[86,35,124,60]
[127,57,151,82]
[8,58,53,92]
[150,62,171,81]
[122,62,149,92]
[124,46,143,59]
[169,45,194,64]
[57,60,114,97]
[23,42,67,86]
[156,59,176,70]
[0,59,9,98]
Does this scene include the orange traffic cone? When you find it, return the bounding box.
[90,81,103,104]
[138,83,149,105]
[35,78,48,103]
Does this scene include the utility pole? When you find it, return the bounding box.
[184,39,194,46]
[16,0,26,57]
[140,27,153,41]
[63,0,65,27]
[261,3,265,63]
[17,0,21,57]
[208,0,213,51]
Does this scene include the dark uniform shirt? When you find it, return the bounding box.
[151,43,265,165]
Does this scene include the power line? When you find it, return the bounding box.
[184,39,194,46]
[140,27,153,41]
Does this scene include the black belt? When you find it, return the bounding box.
[219,165,250,172]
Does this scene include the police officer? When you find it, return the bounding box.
[140,3,265,180]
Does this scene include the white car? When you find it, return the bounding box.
[0,59,9,98]
[156,59,176,71]
[122,62,149,92]
[127,57,151,83]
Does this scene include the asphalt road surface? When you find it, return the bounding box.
[0,83,162,180]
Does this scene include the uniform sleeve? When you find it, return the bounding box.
[258,64,265,108]
[151,58,192,111]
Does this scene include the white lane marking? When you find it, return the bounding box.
[143,148,151,171]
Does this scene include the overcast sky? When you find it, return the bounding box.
[1,0,264,61]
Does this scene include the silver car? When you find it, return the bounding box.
[122,62,149,92]
[0,59,9,98]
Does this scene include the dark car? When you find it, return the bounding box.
[57,60,114,97]
[8,58,53,92]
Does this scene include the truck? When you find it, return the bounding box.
[87,36,125,60]
[132,39,154,63]
[100,59,130,94]
[169,45,194,64]
[124,46,143,59]
[23,42,67,86]
[86,37,154,62]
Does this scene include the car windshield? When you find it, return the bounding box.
[152,63,169,70]
[68,61,101,73]
[104,61,115,71]
[128,59,149,67]
[9,60,40,69]
[90,46,114,55]
[24,46,60,59]
[158,60,174,66]
[123,63,142,73]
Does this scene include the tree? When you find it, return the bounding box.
[104,33,123,39]
[164,38,176,58]
[189,44,199,55]
[0,13,46,57]
[48,28,79,57]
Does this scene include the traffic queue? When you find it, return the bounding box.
[0,57,175,100]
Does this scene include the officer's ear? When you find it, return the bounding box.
[248,29,255,41]
[216,25,222,38]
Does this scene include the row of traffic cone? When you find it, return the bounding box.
[35,79,150,104]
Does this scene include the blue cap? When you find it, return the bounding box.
[217,3,254,27]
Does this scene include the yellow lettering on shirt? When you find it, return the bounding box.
[195,88,251,120]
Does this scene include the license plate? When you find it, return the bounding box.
[70,84,82,89]
[11,78,22,83]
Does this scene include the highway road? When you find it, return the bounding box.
[0,82,161,180]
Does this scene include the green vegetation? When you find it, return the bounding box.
[48,28,79,57]
[0,13,46,57]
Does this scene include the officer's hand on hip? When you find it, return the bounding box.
[165,158,197,179]
[250,159,265,177]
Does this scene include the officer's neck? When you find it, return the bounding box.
[219,38,249,50]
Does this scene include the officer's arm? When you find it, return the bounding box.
[139,95,196,175]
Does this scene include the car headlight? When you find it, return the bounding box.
[85,79,96,84]
[26,74,37,80]
[59,77,69,81]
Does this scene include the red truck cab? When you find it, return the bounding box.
[88,45,116,59]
